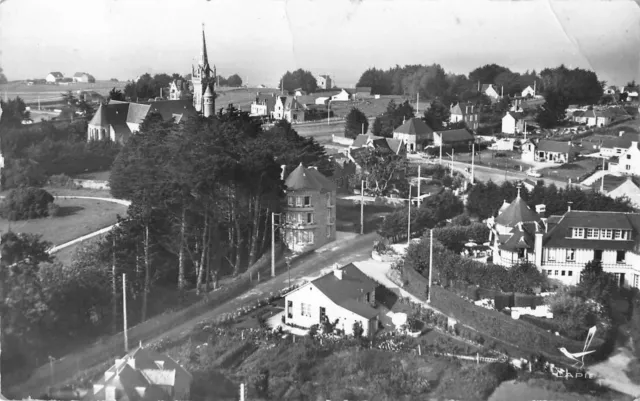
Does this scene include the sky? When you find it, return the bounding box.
[0,0,639,87]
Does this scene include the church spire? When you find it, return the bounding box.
[199,23,212,77]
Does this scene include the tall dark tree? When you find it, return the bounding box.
[108,87,125,102]
[0,96,30,128]
[279,69,318,93]
[469,64,511,86]
[226,74,243,87]
[422,100,450,130]
[0,65,7,84]
[344,107,369,139]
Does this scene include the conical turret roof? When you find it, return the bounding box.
[89,103,108,127]
[285,163,336,191]
[495,194,541,227]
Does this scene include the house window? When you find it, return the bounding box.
[635,274,639,288]
[308,231,315,244]
[561,271,566,276]
[547,251,555,261]
[617,149,622,154]
[295,196,302,206]
[614,230,622,240]
[567,249,576,262]
[326,226,331,238]
[288,196,294,206]
[300,303,311,317]
[568,271,573,277]
[307,213,314,224]
[572,228,584,238]
[622,230,630,240]
[628,155,632,160]
[627,165,631,171]
[617,250,626,263]
[586,229,599,239]
[304,196,311,206]
[602,229,612,239]
[365,292,370,303]
[554,270,559,276]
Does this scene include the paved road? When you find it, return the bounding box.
[410,157,571,188]
[11,232,380,399]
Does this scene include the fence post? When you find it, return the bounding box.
[418,345,421,356]
[477,352,479,365]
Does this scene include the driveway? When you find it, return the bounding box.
[11,232,380,399]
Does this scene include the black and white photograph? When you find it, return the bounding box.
[1,0,640,400]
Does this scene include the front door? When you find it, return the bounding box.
[594,249,603,261]
[287,301,293,319]
[319,307,326,323]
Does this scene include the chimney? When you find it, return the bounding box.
[633,141,638,149]
[535,204,546,215]
[567,201,573,212]
[620,131,625,137]
[534,232,543,268]
[333,267,343,280]
[280,164,287,181]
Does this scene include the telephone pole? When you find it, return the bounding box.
[417,165,422,207]
[271,213,276,277]
[407,186,412,245]
[360,180,365,235]
[428,229,433,303]
[123,273,128,353]
[471,143,475,185]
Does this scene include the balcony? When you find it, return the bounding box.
[285,221,318,229]
[286,204,315,211]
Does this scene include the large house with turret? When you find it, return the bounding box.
[487,188,640,288]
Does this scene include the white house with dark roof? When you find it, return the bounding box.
[284,263,380,338]
[521,85,536,98]
[46,72,64,83]
[392,117,434,152]
[601,133,640,158]
[521,139,574,164]
[273,96,305,123]
[433,128,475,147]
[607,177,640,209]
[84,344,192,401]
[502,111,525,134]
[583,109,613,127]
[610,140,640,176]
[330,88,352,102]
[349,133,405,156]
[73,72,95,83]
[283,163,336,253]
[481,84,501,101]
[87,99,196,143]
[449,102,479,130]
[250,92,277,117]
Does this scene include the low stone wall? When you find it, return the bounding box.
[370,249,397,262]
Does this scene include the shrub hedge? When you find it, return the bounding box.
[1,187,55,220]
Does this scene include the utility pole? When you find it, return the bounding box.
[361,123,364,135]
[271,212,276,277]
[407,186,412,246]
[327,100,331,126]
[600,157,606,193]
[112,234,117,335]
[471,142,475,184]
[439,140,443,165]
[450,148,455,176]
[360,180,365,235]
[123,273,128,353]
[417,165,422,207]
[428,229,433,303]
[417,92,420,116]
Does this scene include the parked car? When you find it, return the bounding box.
[526,169,542,178]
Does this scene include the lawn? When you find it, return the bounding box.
[329,95,405,118]
[0,186,115,198]
[538,157,601,182]
[0,198,127,246]
[456,149,533,171]
[0,81,127,104]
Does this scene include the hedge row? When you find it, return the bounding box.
[430,286,586,358]
[448,281,545,309]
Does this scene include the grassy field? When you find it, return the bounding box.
[329,95,405,118]
[456,149,533,172]
[0,81,127,103]
[538,157,601,182]
[0,198,127,246]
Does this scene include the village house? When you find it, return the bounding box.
[87,99,197,143]
[169,80,190,100]
[600,133,640,158]
[330,88,352,102]
[449,102,479,130]
[433,128,475,148]
[607,178,640,209]
[480,84,501,101]
[501,111,525,134]
[46,72,64,83]
[490,138,516,151]
[489,194,640,288]
[84,344,193,401]
[315,74,333,90]
[583,109,613,127]
[273,96,306,123]
[392,117,434,152]
[282,163,336,253]
[622,86,639,101]
[283,263,380,338]
[292,88,307,97]
[521,139,574,164]
[349,133,405,155]
[609,140,640,176]
[72,72,96,83]
[521,85,536,98]
[250,93,277,117]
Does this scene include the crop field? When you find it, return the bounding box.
[0,81,127,104]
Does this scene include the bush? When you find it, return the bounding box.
[352,321,364,338]
[48,173,78,189]
[1,187,55,220]
[47,202,61,217]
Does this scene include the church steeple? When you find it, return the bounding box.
[191,23,214,114]
[199,23,212,76]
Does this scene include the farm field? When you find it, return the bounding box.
[0,198,126,246]
[0,81,127,104]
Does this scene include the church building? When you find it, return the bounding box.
[191,25,216,118]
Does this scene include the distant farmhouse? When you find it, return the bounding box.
[46,72,64,83]
[480,83,501,101]
[450,102,479,130]
[315,74,333,90]
[73,72,96,83]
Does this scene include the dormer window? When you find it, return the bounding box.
[586,228,599,239]
[572,228,584,238]
[601,229,612,239]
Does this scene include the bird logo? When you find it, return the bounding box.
[558,326,597,369]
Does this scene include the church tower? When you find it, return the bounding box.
[191,24,214,114]
[203,85,214,117]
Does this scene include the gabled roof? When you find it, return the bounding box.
[450,102,475,115]
[308,263,378,319]
[143,100,196,121]
[495,195,542,228]
[543,210,640,250]
[505,111,524,120]
[436,128,474,143]
[285,163,336,191]
[74,72,87,77]
[89,103,109,127]
[601,133,640,150]
[49,72,64,78]
[482,84,497,92]
[352,133,383,148]
[393,117,434,137]
[355,87,372,93]
[384,138,405,154]
[536,139,572,154]
[499,222,538,251]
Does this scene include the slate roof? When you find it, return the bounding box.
[506,111,524,120]
[601,133,640,150]
[536,139,572,154]
[481,84,496,92]
[355,87,372,93]
[450,102,475,115]
[309,263,378,319]
[142,100,196,123]
[495,196,542,228]
[543,210,640,251]
[384,138,405,154]
[499,222,538,251]
[285,163,336,192]
[352,133,380,148]
[436,128,474,144]
[393,118,434,138]
[49,72,63,78]
[255,93,277,112]
[90,103,109,127]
